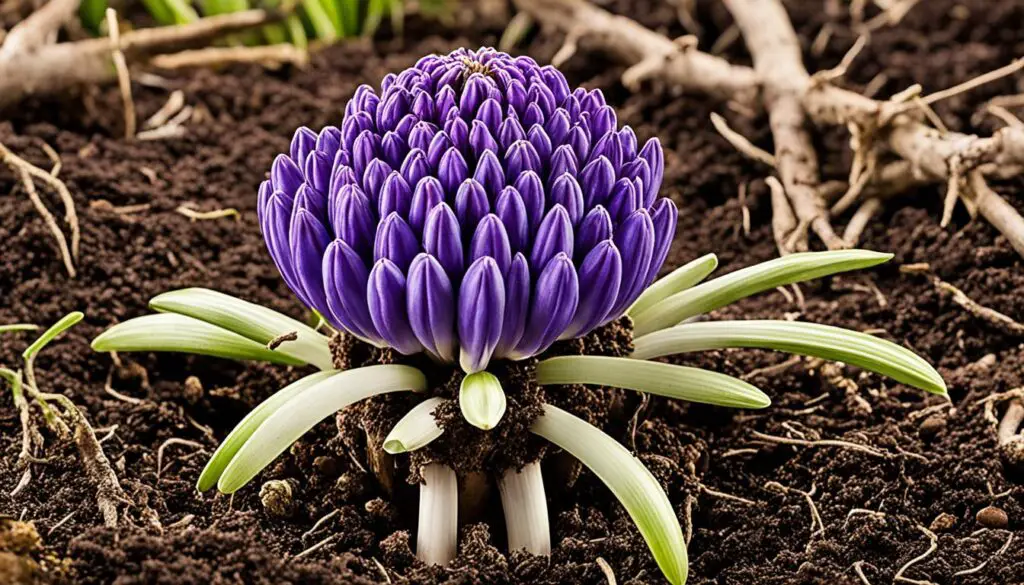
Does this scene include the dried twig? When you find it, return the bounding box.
[0,9,292,110]
[149,44,308,70]
[105,9,135,139]
[931,277,1024,336]
[0,0,79,59]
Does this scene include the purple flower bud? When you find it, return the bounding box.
[619,127,638,161]
[407,253,456,361]
[639,137,664,207]
[379,172,412,218]
[646,197,678,286]
[455,178,490,231]
[374,212,419,272]
[272,154,303,197]
[362,159,392,204]
[563,240,621,339]
[505,140,542,182]
[330,185,375,258]
[494,253,529,357]
[527,125,552,166]
[469,120,499,160]
[458,257,505,373]
[523,103,545,128]
[352,129,380,178]
[581,89,606,114]
[495,187,528,253]
[289,209,331,316]
[498,117,526,150]
[409,122,437,153]
[575,205,613,261]
[470,214,512,275]
[476,98,503,135]
[400,148,429,187]
[368,259,422,355]
[591,106,616,139]
[513,171,545,233]
[542,66,570,104]
[381,132,409,169]
[506,79,528,116]
[473,150,505,199]
[545,109,571,146]
[411,90,435,121]
[591,131,622,170]
[444,116,470,156]
[304,151,332,194]
[438,147,469,196]
[409,177,444,234]
[607,178,640,223]
[290,127,317,165]
[608,208,655,319]
[513,253,578,358]
[549,145,578,183]
[580,156,615,208]
[460,74,489,115]
[423,203,464,278]
[528,82,556,116]
[550,174,584,225]
[566,126,591,161]
[324,239,380,343]
[426,132,454,170]
[530,205,574,271]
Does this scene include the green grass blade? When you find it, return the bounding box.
[633,320,946,395]
[316,0,343,36]
[363,0,384,36]
[383,396,447,454]
[149,288,332,370]
[459,371,506,430]
[1,324,39,334]
[301,0,338,40]
[536,355,770,409]
[79,0,109,32]
[197,370,338,491]
[164,0,201,23]
[631,250,893,336]
[337,0,358,36]
[629,253,718,318]
[531,404,687,585]
[91,313,304,366]
[140,0,178,24]
[24,312,83,360]
[285,14,309,47]
[218,364,426,492]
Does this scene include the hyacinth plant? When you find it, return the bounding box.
[92,48,946,585]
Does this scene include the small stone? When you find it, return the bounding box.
[183,376,204,404]
[976,505,1008,529]
[929,512,957,532]
[918,415,946,439]
[1000,436,1024,474]
[313,456,339,476]
[260,479,298,518]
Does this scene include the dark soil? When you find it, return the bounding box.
[2,1,1024,583]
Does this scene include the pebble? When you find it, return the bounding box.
[918,415,946,439]
[976,505,1008,529]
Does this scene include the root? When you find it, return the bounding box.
[0,0,79,59]
[750,430,888,458]
[105,9,136,139]
[710,113,776,167]
[952,532,1013,577]
[175,204,240,221]
[155,438,205,479]
[148,44,309,70]
[0,9,292,110]
[841,198,883,247]
[765,481,824,542]
[0,140,80,274]
[931,277,1024,336]
[893,526,938,585]
[595,557,617,585]
[997,399,1023,446]
[723,0,843,251]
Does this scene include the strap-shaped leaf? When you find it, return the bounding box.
[531,404,688,585]
[628,253,718,317]
[633,320,946,395]
[92,313,304,366]
[197,370,339,491]
[383,397,447,454]
[536,355,770,409]
[24,312,83,360]
[150,288,333,370]
[218,364,427,493]
[632,250,892,336]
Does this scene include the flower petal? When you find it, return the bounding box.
[529,205,574,272]
[407,253,456,361]
[324,239,380,342]
[423,203,464,279]
[513,253,579,358]
[495,253,530,357]
[563,240,622,339]
[368,259,422,354]
[458,257,506,373]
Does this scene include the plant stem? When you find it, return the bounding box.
[498,461,551,555]
[417,463,458,566]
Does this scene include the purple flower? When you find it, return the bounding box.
[258,48,677,372]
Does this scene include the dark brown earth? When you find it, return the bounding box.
[2,1,1024,583]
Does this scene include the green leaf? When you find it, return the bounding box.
[628,253,718,318]
[337,0,358,36]
[197,370,337,490]
[79,0,109,32]
[531,404,687,585]
[91,313,304,366]
[0,324,38,334]
[383,396,446,454]
[163,0,201,23]
[301,0,337,40]
[459,371,506,430]
[285,14,309,47]
[633,320,946,395]
[631,250,893,336]
[140,0,177,24]
[149,288,332,370]
[218,364,426,492]
[24,312,83,360]
[536,355,770,409]
[363,0,384,37]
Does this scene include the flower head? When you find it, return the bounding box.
[258,47,677,372]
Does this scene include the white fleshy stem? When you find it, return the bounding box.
[417,463,459,566]
[498,461,551,555]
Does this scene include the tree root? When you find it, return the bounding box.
[0,9,292,110]
[148,43,309,70]
[0,0,79,60]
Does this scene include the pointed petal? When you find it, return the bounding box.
[458,257,505,373]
